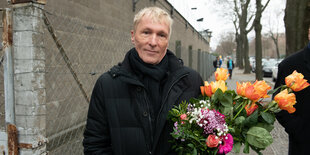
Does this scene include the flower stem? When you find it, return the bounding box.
[233,102,247,120]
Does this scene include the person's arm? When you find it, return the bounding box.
[83,77,113,155]
[274,63,303,140]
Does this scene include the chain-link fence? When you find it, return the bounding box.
[0,2,215,154]
[43,9,132,154]
[42,10,215,154]
[0,9,5,133]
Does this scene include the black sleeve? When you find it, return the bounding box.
[83,77,113,155]
[274,63,303,140]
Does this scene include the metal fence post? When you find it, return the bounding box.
[0,7,14,155]
[3,8,14,126]
[188,45,192,68]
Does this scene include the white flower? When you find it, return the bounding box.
[199,100,207,104]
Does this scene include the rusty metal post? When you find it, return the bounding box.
[3,8,15,125]
[7,124,18,155]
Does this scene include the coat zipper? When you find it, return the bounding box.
[143,90,154,151]
[156,73,189,124]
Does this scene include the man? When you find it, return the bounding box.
[213,56,221,71]
[226,56,234,79]
[274,26,310,155]
[83,7,203,154]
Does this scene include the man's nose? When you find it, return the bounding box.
[149,34,157,47]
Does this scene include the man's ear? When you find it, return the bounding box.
[131,30,135,44]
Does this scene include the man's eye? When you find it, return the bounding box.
[159,34,167,38]
[143,31,150,34]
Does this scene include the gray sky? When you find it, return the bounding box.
[167,0,286,50]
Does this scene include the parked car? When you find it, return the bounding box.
[271,59,283,82]
[251,58,267,73]
[262,60,278,77]
[272,62,279,82]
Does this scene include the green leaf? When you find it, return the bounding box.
[232,142,241,153]
[256,123,274,132]
[261,112,275,124]
[222,107,233,115]
[220,93,233,107]
[187,143,194,148]
[243,110,258,127]
[235,116,246,125]
[212,89,223,102]
[192,148,197,155]
[243,141,250,153]
[246,127,273,149]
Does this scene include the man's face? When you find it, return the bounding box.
[131,16,170,65]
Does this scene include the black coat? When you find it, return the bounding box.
[83,49,203,155]
[274,45,310,155]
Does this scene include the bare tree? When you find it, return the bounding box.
[233,0,256,73]
[284,0,310,56]
[269,30,280,59]
[253,0,271,80]
[266,6,285,59]
[215,32,236,56]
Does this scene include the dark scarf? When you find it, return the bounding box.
[129,49,168,127]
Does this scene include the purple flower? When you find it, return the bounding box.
[197,109,227,135]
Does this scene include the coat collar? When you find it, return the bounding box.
[109,48,186,85]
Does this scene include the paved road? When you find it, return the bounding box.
[207,68,289,155]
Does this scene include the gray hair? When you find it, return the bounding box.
[133,7,173,38]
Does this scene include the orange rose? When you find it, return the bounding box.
[274,89,296,113]
[210,80,227,93]
[215,68,229,81]
[245,81,271,102]
[252,80,272,98]
[285,70,310,92]
[245,85,261,102]
[200,82,213,97]
[236,82,251,97]
[245,102,258,116]
[206,134,220,148]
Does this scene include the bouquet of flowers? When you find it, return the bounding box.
[168,68,310,155]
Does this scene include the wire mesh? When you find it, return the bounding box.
[0,10,5,132]
[43,10,132,154]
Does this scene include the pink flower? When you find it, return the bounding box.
[218,134,233,154]
[180,114,187,120]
